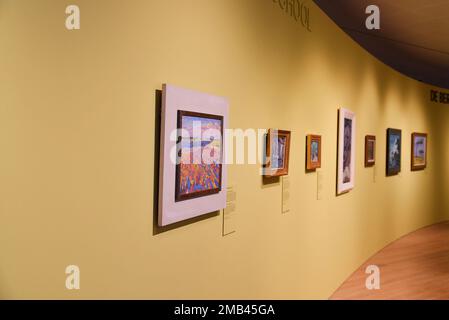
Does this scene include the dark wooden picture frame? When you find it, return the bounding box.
[306,135,321,171]
[411,132,428,171]
[365,135,376,167]
[175,110,224,202]
[264,129,291,177]
[386,128,402,176]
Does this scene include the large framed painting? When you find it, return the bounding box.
[263,129,291,177]
[365,135,376,167]
[306,135,321,171]
[337,108,356,195]
[411,132,427,171]
[159,84,229,227]
[386,128,402,176]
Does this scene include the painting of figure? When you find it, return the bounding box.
[337,108,355,195]
[343,118,353,183]
[387,129,402,176]
[311,141,319,162]
[175,111,223,202]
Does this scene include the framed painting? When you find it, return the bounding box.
[365,135,376,167]
[158,84,229,227]
[411,133,427,171]
[386,128,402,176]
[263,129,291,177]
[337,108,356,195]
[306,135,321,171]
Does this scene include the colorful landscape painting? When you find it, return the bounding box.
[175,111,223,202]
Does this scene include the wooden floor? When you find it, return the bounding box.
[331,221,449,300]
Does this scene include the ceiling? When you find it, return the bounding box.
[314,0,449,89]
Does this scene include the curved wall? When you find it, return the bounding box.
[0,0,448,299]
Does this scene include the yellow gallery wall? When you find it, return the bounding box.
[1,0,448,299]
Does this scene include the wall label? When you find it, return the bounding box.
[282,176,291,213]
[223,185,237,236]
[431,89,449,104]
[317,170,323,200]
[272,0,311,32]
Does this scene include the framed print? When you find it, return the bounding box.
[386,128,402,176]
[158,84,229,227]
[306,135,321,171]
[337,108,356,195]
[365,135,376,167]
[263,129,291,177]
[411,133,427,171]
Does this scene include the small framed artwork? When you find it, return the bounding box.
[263,129,291,177]
[386,128,402,176]
[411,133,428,171]
[306,135,321,171]
[337,108,356,195]
[158,84,229,227]
[365,135,376,167]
